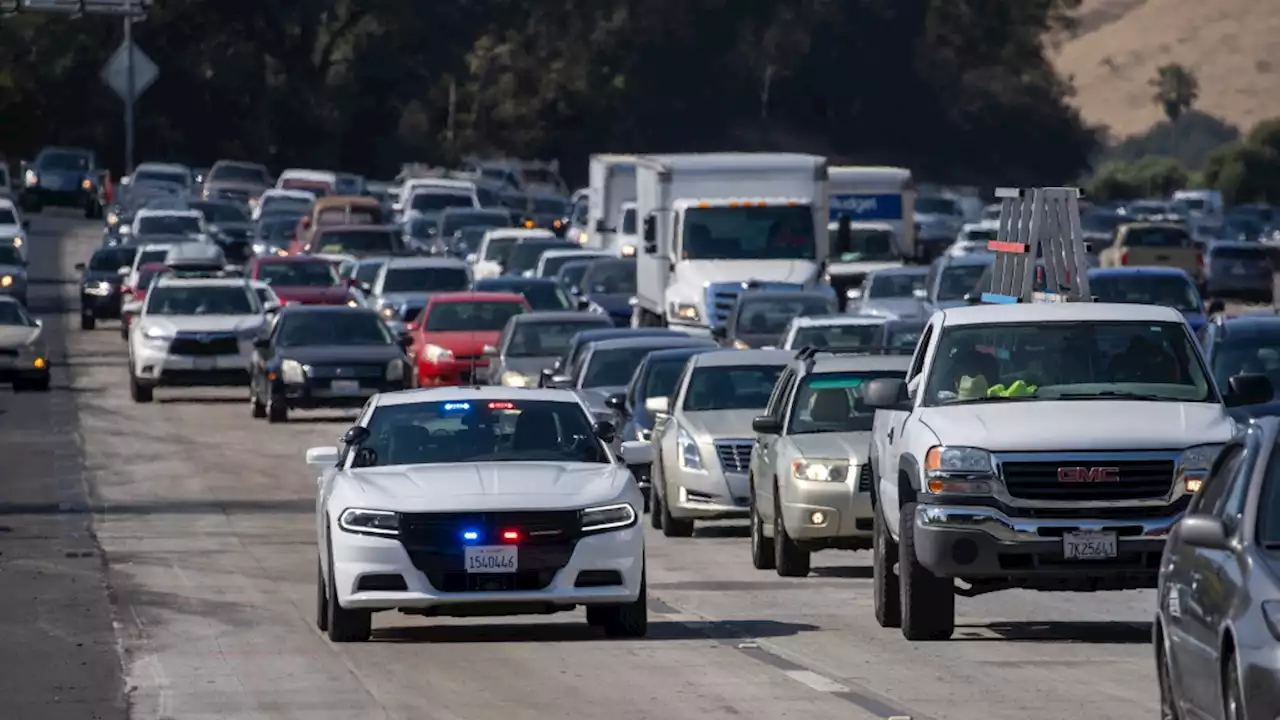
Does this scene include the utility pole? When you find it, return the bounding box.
[122,0,134,173]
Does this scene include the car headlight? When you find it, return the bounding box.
[24,169,37,186]
[620,244,636,257]
[732,339,750,350]
[83,280,112,296]
[281,358,306,384]
[119,225,131,235]
[423,344,454,364]
[338,508,399,537]
[142,326,172,343]
[792,458,849,482]
[0,275,12,287]
[670,302,699,322]
[1177,443,1223,493]
[107,212,120,226]
[677,426,704,471]
[501,370,529,387]
[580,503,637,534]
[385,358,404,381]
[379,305,398,319]
[923,445,995,494]
[346,298,360,307]
[81,178,92,190]
[8,236,22,248]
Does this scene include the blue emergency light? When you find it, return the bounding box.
[442,402,471,412]
[462,530,480,542]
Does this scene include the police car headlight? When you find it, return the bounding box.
[1178,444,1222,493]
[580,503,637,534]
[338,508,400,537]
[385,358,405,381]
[791,459,849,483]
[281,359,306,384]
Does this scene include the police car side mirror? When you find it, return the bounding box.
[1225,373,1273,407]
[863,377,910,410]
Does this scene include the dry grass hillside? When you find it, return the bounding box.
[1052,0,1280,140]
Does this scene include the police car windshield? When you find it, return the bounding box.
[145,286,257,316]
[923,321,1214,406]
[1090,274,1201,312]
[791,323,883,350]
[683,365,785,411]
[276,311,392,347]
[356,399,609,466]
[789,372,903,433]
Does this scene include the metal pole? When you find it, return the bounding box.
[123,0,135,174]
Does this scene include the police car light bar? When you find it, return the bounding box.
[980,187,1092,305]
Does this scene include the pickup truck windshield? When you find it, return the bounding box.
[924,320,1214,405]
[681,206,816,261]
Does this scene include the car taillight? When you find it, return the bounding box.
[121,286,133,297]
[1119,250,1129,266]
[1196,251,1204,267]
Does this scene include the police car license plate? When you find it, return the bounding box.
[330,379,361,396]
[465,546,517,573]
[1062,530,1117,560]
[192,357,216,371]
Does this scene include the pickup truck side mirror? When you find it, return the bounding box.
[862,377,910,411]
[642,214,657,254]
[594,219,606,233]
[1224,373,1273,407]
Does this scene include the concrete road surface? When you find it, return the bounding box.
[6,215,1196,720]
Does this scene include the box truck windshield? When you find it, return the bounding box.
[681,205,816,260]
[831,227,898,261]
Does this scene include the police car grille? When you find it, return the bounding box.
[714,440,753,474]
[398,511,583,592]
[1000,459,1174,501]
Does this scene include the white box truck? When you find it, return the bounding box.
[826,165,916,307]
[631,153,829,335]
[585,155,638,256]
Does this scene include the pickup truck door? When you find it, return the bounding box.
[877,321,936,523]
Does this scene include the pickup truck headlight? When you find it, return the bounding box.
[923,446,995,494]
[670,302,700,322]
[677,426,704,471]
[580,503,637,533]
[338,508,399,537]
[281,359,306,384]
[792,458,849,482]
[1177,443,1223,493]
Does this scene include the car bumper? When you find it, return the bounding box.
[81,292,122,318]
[279,378,406,408]
[418,359,488,387]
[0,284,28,302]
[23,186,92,206]
[667,465,750,520]
[0,353,49,382]
[912,503,1173,589]
[331,524,644,611]
[132,345,251,386]
[782,479,873,541]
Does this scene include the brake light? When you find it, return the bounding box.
[1119,250,1129,266]
[1197,251,1204,267]
[501,530,521,542]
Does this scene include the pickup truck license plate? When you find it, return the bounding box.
[192,357,216,371]
[330,379,362,396]
[465,546,517,573]
[1062,530,1117,560]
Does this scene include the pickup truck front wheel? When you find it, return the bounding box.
[898,502,955,641]
[872,504,900,628]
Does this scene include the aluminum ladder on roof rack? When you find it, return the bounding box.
[980,187,1093,304]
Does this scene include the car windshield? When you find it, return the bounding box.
[411,192,473,213]
[424,301,525,332]
[136,267,162,290]
[382,266,469,293]
[788,371,902,433]
[137,249,168,266]
[642,356,693,401]
[138,215,201,235]
[89,247,137,272]
[0,301,34,326]
[281,179,331,195]
[0,246,23,265]
[924,320,1214,405]
[621,207,637,234]
[452,227,488,255]
[486,281,569,310]
[1210,333,1280,391]
[192,202,249,224]
[357,399,608,466]
[1082,212,1125,234]
[440,211,509,236]
[210,164,268,185]
[884,324,923,350]
[275,311,391,346]
[831,228,899,262]
[40,151,90,171]
[253,287,277,305]
[916,197,958,215]
[508,321,604,357]
[582,259,637,295]
[936,262,991,301]
[683,365,785,411]
[791,323,885,350]
[737,297,832,336]
[580,346,659,388]
[541,253,602,277]
[261,196,311,214]
[257,261,338,287]
[315,230,397,255]
[1212,247,1271,265]
[682,205,816,260]
[532,198,567,215]
[1090,274,1201,311]
[506,242,572,274]
[868,272,926,298]
[1257,449,1280,546]
[317,207,377,225]
[144,285,257,315]
[134,169,188,186]
[355,261,385,285]
[0,208,17,225]
[483,236,520,263]
[1125,226,1191,248]
[558,262,591,289]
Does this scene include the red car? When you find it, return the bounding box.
[411,292,530,387]
[120,261,167,339]
[247,255,354,305]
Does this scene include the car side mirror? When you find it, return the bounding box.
[391,202,403,213]
[912,288,928,299]
[642,215,657,254]
[752,415,783,434]
[341,425,371,446]
[546,374,572,389]
[33,318,42,328]
[358,282,372,294]
[263,301,282,314]
[117,266,130,276]
[605,392,627,412]
[1179,514,1230,550]
[644,395,670,414]
[253,336,271,349]
[594,219,606,233]
[1207,298,1225,315]
[619,440,655,466]
[576,296,590,311]
[305,446,340,466]
[1225,373,1273,407]
[74,262,86,271]
[398,332,414,348]
[592,420,616,443]
[963,291,982,305]
[481,344,498,357]
[466,253,478,263]
[863,377,910,411]
[710,326,727,340]
[846,288,864,301]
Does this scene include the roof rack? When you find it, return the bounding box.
[980,187,1093,304]
[158,266,244,279]
[794,345,911,362]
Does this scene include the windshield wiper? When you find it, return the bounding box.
[1052,390,1178,401]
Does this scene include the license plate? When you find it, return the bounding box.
[330,379,362,396]
[1062,530,1117,560]
[1231,264,1249,275]
[192,357,216,370]
[464,545,518,573]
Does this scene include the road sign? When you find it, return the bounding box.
[101,39,158,103]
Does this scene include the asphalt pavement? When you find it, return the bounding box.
[5,214,1209,720]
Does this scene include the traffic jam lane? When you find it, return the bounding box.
[51,220,883,720]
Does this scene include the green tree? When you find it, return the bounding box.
[1149,63,1199,158]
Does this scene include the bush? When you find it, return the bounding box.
[1086,156,1188,201]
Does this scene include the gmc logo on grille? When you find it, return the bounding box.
[1057,466,1120,483]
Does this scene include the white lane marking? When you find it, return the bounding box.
[784,669,849,693]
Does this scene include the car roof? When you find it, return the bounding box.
[869,265,928,276]
[541,248,610,259]
[643,346,717,363]
[385,256,467,269]
[940,301,1185,326]
[511,311,609,325]
[441,207,507,216]
[255,254,328,264]
[154,276,249,289]
[277,304,375,317]
[586,336,716,352]
[136,208,201,218]
[573,328,680,342]
[313,224,396,234]
[262,188,315,199]
[513,237,574,246]
[135,162,189,173]
[1088,266,1191,278]
[1217,312,1280,335]
[808,354,913,373]
[374,385,582,408]
[426,291,527,304]
[485,228,554,240]
[792,314,888,328]
[138,243,177,252]
[476,276,557,287]
[690,348,793,367]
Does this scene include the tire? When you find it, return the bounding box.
[1223,651,1243,720]
[773,488,810,577]
[749,485,776,570]
[1156,631,1181,720]
[659,477,694,538]
[250,388,267,419]
[872,503,901,628]
[80,314,96,330]
[316,559,330,632]
[266,393,288,423]
[28,374,51,392]
[590,564,648,638]
[325,540,371,642]
[129,372,153,403]
[898,502,954,641]
[649,484,664,530]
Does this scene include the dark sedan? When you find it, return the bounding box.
[75,245,138,329]
[189,200,254,264]
[578,257,636,327]
[248,306,412,423]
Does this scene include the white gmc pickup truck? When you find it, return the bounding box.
[862,300,1273,640]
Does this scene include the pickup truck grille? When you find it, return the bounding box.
[999,458,1175,501]
[715,440,753,474]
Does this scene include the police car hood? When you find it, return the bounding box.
[140,314,265,334]
[347,462,625,511]
[920,401,1233,452]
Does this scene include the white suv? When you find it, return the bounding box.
[126,276,270,402]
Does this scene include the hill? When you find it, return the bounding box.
[1052,0,1280,140]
